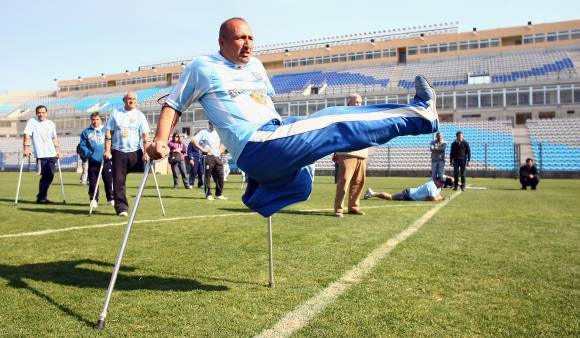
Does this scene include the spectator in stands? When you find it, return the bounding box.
[23,105,61,204]
[146,17,438,217]
[187,137,204,188]
[364,176,454,202]
[191,122,226,200]
[430,132,446,180]
[79,112,114,208]
[168,132,190,189]
[76,143,88,185]
[450,131,470,191]
[103,92,150,216]
[519,158,540,190]
[334,93,368,218]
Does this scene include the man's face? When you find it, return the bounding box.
[526,160,534,167]
[436,133,442,142]
[208,123,214,131]
[348,96,362,106]
[91,116,102,128]
[36,107,47,121]
[219,20,254,65]
[457,133,464,142]
[123,93,137,110]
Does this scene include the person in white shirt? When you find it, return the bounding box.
[364,176,454,202]
[191,122,226,200]
[103,92,150,216]
[23,105,61,204]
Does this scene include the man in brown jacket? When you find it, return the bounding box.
[334,94,368,217]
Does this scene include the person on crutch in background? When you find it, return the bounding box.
[191,122,227,200]
[80,112,114,209]
[104,92,150,216]
[23,105,61,204]
[187,136,204,189]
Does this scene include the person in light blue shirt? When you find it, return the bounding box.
[191,122,226,200]
[23,105,61,204]
[147,18,439,217]
[79,112,114,207]
[364,176,454,202]
[103,92,150,216]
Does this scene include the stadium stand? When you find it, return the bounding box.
[363,120,516,171]
[397,50,576,89]
[527,118,580,171]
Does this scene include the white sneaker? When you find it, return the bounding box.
[206,195,214,201]
[108,200,115,207]
[216,195,228,200]
[364,188,375,200]
[118,211,128,217]
[90,200,98,209]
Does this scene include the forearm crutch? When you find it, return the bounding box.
[89,161,105,215]
[57,158,66,204]
[14,157,25,206]
[149,160,166,216]
[202,155,209,197]
[94,160,151,330]
[267,216,275,288]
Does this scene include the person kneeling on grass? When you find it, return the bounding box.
[364,176,454,202]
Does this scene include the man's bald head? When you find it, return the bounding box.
[218,17,254,65]
[219,17,247,38]
[123,91,138,110]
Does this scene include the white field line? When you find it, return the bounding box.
[255,190,463,338]
[0,204,430,239]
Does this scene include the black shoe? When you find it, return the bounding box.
[173,185,179,189]
[521,186,527,190]
[461,187,465,191]
[531,187,537,191]
[36,199,53,204]
[453,187,458,191]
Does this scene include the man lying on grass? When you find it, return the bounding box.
[364,176,454,202]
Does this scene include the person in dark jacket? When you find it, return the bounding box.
[519,158,540,190]
[450,131,470,191]
[79,112,114,208]
[187,138,204,188]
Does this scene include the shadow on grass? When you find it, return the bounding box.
[18,207,94,215]
[218,207,335,217]
[0,198,86,207]
[2,259,228,292]
[3,259,227,327]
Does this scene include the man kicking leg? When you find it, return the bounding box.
[147,17,438,217]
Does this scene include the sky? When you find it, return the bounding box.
[1,0,578,92]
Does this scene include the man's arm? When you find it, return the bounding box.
[426,195,444,201]
[79,131,92,160]
[141,132,149,160]
[191,138,209,154]
[104,130,113,160]
[23,134,32,157]
[53,136,61,159]
[146,105,180,159]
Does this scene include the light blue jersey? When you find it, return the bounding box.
[409,180,441,201]
[166,54,279,162]
[194,128,221,157]
[23,118,57,159]
[105,108,150,153]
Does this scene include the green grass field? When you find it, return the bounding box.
[0,171,578,337]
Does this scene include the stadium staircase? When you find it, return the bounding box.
[513,126,534,164]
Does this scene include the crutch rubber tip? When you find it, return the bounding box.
[268,282,275,288]
[93,319,105,330]
[63,201,67,205]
